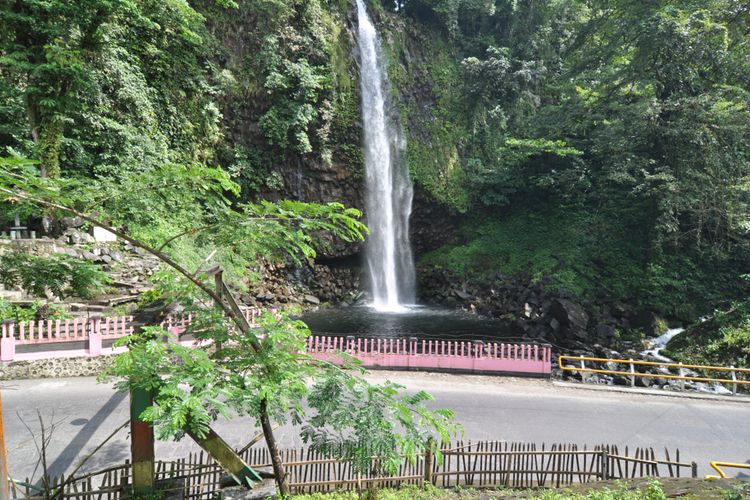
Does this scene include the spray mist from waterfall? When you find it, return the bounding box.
[356,0,416,312]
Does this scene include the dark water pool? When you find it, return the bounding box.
[298,305,519,342]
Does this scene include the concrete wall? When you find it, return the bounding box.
[0,355,113,380]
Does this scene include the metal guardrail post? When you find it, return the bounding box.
[558,354,750,391]
[705,461,750,479]
[679,362,685,391]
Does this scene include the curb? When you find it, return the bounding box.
[552,380,750,403]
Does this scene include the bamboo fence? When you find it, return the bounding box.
[11,441,695,499]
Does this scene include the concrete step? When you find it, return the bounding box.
[0,289,24,301]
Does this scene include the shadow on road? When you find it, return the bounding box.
[40,390,127,480]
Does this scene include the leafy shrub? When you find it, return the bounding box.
[0,253,108,299]
[665,300,750,368]
[0,299,68,323]
[290,480,669,499]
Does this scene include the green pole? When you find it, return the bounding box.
[130,388,155,496]
[186,427,262,487]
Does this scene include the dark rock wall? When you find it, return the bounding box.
[209,4,457,295]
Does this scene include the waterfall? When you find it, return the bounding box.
[356,0,416,312]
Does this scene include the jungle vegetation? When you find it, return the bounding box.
[1,0,749,356]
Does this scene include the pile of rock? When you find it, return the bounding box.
[243,259,362,309]
[309,264,361,305]
[3,217,367,317]
[417,267,651,350]
[1,226,163,315]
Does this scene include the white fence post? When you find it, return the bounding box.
[580,359,588,383]
[731,366,737,396]
[629,358,635,387]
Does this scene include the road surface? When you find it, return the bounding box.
[3,372,749,482]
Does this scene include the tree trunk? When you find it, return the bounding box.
[259,398,289,495]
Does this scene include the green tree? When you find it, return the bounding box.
[0,156,459,494]
[0,0,118,177]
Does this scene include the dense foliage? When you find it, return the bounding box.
[664,299,750,368]
[384,0,750,322]
[0,0,359,189]
[1,0,749,326]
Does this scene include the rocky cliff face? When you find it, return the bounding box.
[211,3,457,290]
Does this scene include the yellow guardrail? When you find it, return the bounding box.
[705,461,750,479]
[558,355,750,394]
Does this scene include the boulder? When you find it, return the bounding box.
[594,324,616,342]
[61,216,84,228]
[631,310,660,336]
[303,294,320,305]
[81,250,97,261]
[550,298,589,338]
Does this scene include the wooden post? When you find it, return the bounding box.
[213,270,224,302]
[213,270,224,352]
[691,462,697,478]
[599,450,608,480]
[424,439,434,485]
[130,388,155,496]
[0,391,10,500]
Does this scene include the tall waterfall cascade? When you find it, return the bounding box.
[356,0,416,312]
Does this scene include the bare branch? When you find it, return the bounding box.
[50,420,130,500]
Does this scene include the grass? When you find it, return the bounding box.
[291,479,750,499]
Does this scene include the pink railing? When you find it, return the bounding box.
[0,309,261,362]
[307,336,552,376]
[0,312,551,376]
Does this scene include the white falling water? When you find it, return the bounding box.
[356,0,416,312]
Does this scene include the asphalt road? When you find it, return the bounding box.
[4,372,750,482]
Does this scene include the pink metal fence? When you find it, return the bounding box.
[0,311,551,376]
[307,336,552,376]
[0,308,262,362]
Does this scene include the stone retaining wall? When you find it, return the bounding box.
[0,355,113,380]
